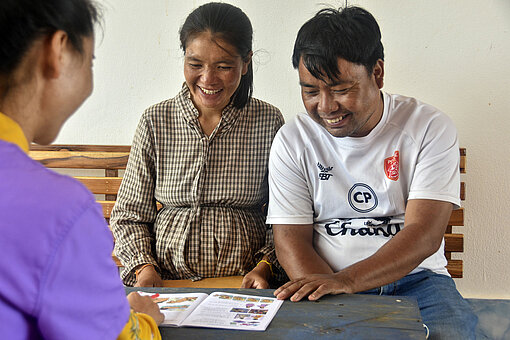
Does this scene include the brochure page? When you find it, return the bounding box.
[180,292,283,331]
[140,292,208,327]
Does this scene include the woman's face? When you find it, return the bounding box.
[183,32,250,114]
[37,35,95,144]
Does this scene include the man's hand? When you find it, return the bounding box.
[274,273,352,301]
[241,261,271,289]
[134,265,163,287]
[127,292,164,325]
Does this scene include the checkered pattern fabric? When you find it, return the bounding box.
[111,85,284,286]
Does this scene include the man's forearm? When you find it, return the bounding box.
[273,200,452,297]
[279,248,334,279]
[334,222,440,293]
[334,199,452,293]
[273,224,334,279]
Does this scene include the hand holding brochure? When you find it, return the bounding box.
[139,291,283,331]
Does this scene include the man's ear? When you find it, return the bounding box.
[241,51,253,76]
[43,30,70,79]
[373,59,384,89]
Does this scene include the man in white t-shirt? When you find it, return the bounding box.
[267,6,477,339]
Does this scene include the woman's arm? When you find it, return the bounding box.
[110,114,161,286]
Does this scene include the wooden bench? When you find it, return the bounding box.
[445,147,466,278]
[29,144,466,279]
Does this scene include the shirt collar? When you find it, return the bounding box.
[0,112,29,153]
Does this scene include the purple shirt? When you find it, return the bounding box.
[0,140,130,339]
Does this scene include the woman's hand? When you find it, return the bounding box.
[241,261,272,289]
[127,292,165,325]
[134,265,164,287]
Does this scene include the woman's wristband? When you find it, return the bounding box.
[134,263,154,281]
[257,259,273,277]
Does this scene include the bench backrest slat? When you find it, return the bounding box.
[75,177,123,195]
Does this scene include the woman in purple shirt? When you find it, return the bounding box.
[0,0,163,339]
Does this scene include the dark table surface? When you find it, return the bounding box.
[126,287,425,339]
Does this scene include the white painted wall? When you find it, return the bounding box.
[57,0,510,298]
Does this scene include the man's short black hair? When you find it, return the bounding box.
[292,6,384,80]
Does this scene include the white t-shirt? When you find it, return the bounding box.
[267,92,460,276]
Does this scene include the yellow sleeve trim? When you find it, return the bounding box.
[117,310,161,340]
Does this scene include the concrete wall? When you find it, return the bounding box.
[57,0,510,298]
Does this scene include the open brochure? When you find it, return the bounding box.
[138,291,283,331]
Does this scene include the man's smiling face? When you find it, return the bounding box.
[298,57,385,138]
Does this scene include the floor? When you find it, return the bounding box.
[468,299,510,340]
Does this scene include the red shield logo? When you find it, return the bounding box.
[384,151,399,181]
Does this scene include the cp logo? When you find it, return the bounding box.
[348,183,378,213]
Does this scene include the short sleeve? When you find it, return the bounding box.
[266,129,314,225]
[408,113,461,209]
[37,202,130,340]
